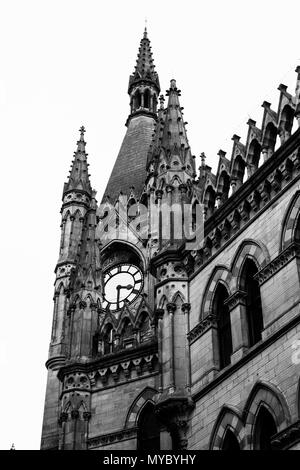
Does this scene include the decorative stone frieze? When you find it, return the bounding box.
[224,290,247,310]
[187,314,217,344]
[255,242,300,285]
[88,427,138,449]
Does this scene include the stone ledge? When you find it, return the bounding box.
[88,427,138,449]
[271,419,300,449]
[188,314,217,345]
[255,242,300,285]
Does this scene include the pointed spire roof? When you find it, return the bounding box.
[161,79,190,150]
[128,28,160,93]
[63,126,93,197]
[146,79,196,175]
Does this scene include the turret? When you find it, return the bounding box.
[128,27,160,122]
[41,127,99,450]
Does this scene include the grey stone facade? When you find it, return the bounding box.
[41,29,300,450]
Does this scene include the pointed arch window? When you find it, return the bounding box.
[103,324,114,355]
[213,284,232,369]
[217,171,230,203]
[139,312,152,343]
[240,259,263,347]
[135,91,142,110]
[222,429,240,450]
[128,197,138,221]
[247,139,261,175]
[191,201,198,232]
[232,155,246,189]
[144,89,150,109]
[121,318,135,349]
[204,186,216,219]
[253,406,277,450]
[137,402,160,451]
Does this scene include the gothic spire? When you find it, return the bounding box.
[63,126,93,197]
[161,79,190,153]
[128,28,160,94]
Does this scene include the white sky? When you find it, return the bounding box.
[0,0,300,450]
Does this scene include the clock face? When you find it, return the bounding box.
[102,263,143,311]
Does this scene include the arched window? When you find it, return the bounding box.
[137,402,160,451]
[103,325,114,355]
[263,123,277,154]
[241,259,263,346]
[121,318,134,349]
[232,155,246,189]
[144,89,150,109]
[280,105,294,136]
[222,429,240,450]
[135,91,142,110]
[213,284,232,369]
[191,201,198,232]
[204,186,216,219]
[139,313,152,343]
[153,94,157,113]
[217,171,230,203]
[253,407,277,450]
[247,139,261,176]
[128,197,138,221]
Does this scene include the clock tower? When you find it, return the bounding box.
[41,27,196,451]
[42,27,300,452]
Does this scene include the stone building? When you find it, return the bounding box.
[41,29,300,450]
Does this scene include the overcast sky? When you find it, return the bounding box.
[1,0,300,450]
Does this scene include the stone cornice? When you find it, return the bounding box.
[150,132,300,280]
[271,419,300,449]
[45,355,66,371]
[125,109,158,127]
[205,128,300,235]
[88,427,138,449]
[57,340,157,381]
[188,314,217,344]
[255,242,300,285]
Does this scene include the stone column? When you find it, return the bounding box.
[181,303,191,391]
[225,290,249,364]
[166,302,176,389]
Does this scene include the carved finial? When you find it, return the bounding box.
[159,94,165,109]
[10,443,15,450]
[170,79,177,90]
[144,18,148,38]
[200,152,206,166]
[79,125,86,141]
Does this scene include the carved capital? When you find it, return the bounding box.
[187,313,217,344]
[224,290,247,310]
[83,411,92,422]
[71,409,79,420]
[154,308,164,325]
[166,184,174,193]
[179,183,188,193]
[155,390,194,450]
[166,302,176,314]
[155,189,163,199]
[181,303,191,314]
[58,412,68,426]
